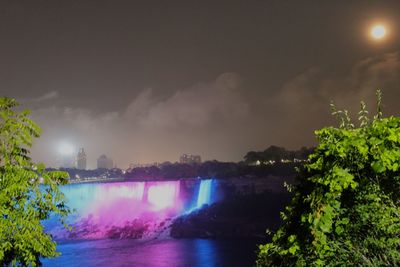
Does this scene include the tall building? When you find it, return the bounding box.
[76,148,87,170]
[179,154,202,164]
[97,154,113,169]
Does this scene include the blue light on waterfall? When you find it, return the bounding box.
[196,179,213,208]
[43,179,218,239]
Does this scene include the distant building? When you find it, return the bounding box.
[179,154,202,164]
[76,148,87,170]
[97,154,113,169]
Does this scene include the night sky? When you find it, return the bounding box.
[1,1,400,168]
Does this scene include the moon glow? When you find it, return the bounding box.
[371,25,386,40]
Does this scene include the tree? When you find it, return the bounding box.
[263,146,287,162]
[257,91,400,266]
[244,151,263,165]
[0,98,70,266]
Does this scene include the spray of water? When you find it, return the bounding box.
[44,179,217,239]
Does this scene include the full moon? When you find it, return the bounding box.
[371,25,386,39]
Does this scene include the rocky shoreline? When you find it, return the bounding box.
[170,191,291,240]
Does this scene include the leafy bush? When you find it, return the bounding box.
[0,98,70,266]
[256,91,400,266]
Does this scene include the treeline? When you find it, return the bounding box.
[56,162,301,181]
[47,167,123,180]
[123,161,301,180]
[56,145,313,181]
[244,145,314,165]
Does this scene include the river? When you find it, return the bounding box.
[42,238,259,267]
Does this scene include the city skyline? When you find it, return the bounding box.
[1,1,400,168]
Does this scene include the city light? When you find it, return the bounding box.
[58,142,75,155]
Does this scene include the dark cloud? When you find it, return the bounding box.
[29,73,251,168]
[1,1,400,168]
[28,52,400,168]
[279,52,400,114]
[271,52,400,148]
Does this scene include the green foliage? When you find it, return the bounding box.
[0,98,70,266]
[257,90,400,266]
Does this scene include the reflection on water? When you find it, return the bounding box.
[42,238,257,267]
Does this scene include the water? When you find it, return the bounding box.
[41,180,250,266]
[42,238,258,267]
[196,179,213,208]
[44,179,218,239]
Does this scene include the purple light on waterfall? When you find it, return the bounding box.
[44,179,216,239]
[148,182,181,211]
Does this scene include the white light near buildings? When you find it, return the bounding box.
[58,142,75,155]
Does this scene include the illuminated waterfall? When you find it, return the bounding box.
[44,179,217,239]
[196,179,213,208]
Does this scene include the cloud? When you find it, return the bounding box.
[279,52,400,114]
[270,51,400,147]
[32,91,59,102]
[29,73,250,168]
[27,53,400,169]
[124,73,248,129]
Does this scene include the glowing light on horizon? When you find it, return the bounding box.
[58,142,75,155]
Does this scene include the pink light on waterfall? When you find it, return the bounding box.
[148,182,181,211]
[45,180,211,239]
[88,182,146,226]
[98,183,145,200]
